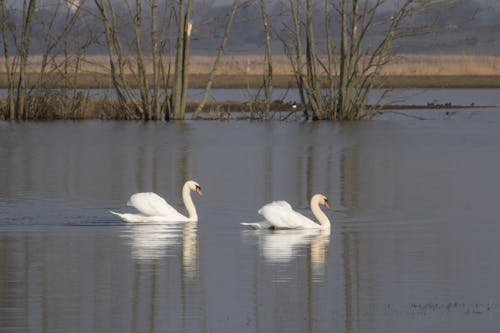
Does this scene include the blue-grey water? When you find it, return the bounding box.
[2,88,499,107]
[1,106,500,332]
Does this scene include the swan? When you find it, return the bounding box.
[111,180,202,222]
[241,194,331,230]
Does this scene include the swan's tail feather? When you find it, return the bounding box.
[110,211,126,220]
[241,221,273,229]
[110,211,139,222]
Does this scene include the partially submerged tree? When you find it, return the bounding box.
[280,0,455,120]
[93,0,199,120]
[0,0,37,120]
[94,0,175,120]
[0,0,93,120]
[171,0,193,120]
[192,0,240,120]
[258,0,273,119]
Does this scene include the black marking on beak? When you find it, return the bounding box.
[195,185,203,195]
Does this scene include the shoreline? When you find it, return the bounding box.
[1,98,495,121]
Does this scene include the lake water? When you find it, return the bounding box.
[1,107,500,332]
[2,88,500,107]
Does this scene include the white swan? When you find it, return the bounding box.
[241,194,331,230]
[111,180,202,222]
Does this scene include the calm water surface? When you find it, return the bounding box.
[1,110,500,333]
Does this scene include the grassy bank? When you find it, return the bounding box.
[1,54,500,89]
[1,73,500,89]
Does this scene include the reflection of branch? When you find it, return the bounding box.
[379,110,427,120]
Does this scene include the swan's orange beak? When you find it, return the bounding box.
[196,187,203,196]
[324,200,330,209]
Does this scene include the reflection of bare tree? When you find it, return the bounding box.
[177,124,193,194]
[306,145,315,201]
[342,229,361,333]
[341,147,360,211]
[263,126,273,203]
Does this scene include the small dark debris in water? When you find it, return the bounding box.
[385,302,496,316]
[427,100,452,108]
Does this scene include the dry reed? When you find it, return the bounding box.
[2,54,500,76]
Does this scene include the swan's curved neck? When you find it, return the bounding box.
[182,184,198,221]
[311,197,330,229]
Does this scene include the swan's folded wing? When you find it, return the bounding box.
[258,200,317,229]
[127,192,182,217]
[258,201,297,228]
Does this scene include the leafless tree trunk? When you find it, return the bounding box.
[0,0,16,120]
[95,0,140,117]
[280,0,308,119]
[259,0,273,119]
[192,0,239,120]
[172,0,193,120]
[151,0,161,120]
[15,0,37,120]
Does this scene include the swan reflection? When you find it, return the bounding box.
[244,229,331,274]
[122,221,199,268]
[122,222,183,260]
[182,221,199,280]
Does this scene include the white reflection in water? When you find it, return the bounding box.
[121,221,199,273]
[122,222,183,260]
[181,222,199,280]
[243,229,330,277]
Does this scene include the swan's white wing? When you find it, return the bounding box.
[127,192,186,220]
[258,200,319,229]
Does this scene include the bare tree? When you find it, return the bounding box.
[94,0,174,120]
[0,0,37,120]
[259,0,273,119]
[0,0,16,119]
[1,0,98,120]
[192,0,240,120]
[171,0,193,120]
[280,0,455,120]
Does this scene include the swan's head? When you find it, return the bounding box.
[186,180,203,196]
[313,194,330,209]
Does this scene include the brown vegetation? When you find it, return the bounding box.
[2,54,500,90]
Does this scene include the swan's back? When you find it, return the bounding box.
[258,201,319,229]
[128,192,184,219]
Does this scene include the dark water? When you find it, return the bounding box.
[1,110,500,333]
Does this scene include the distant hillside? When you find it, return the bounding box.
[4,0,500,56]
